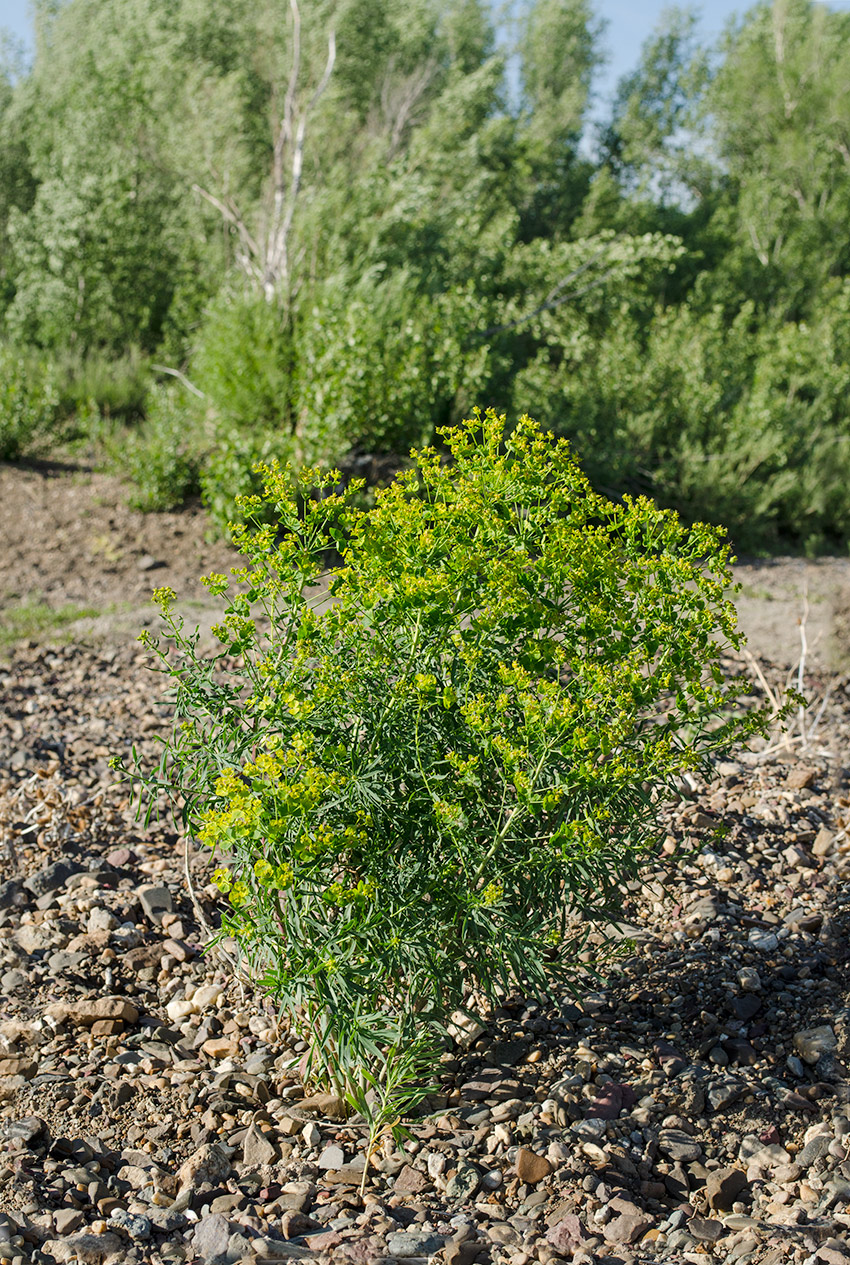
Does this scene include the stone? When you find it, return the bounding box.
[301,1122,321,1149]
[137,884,173,925]
[177,1142,232,1190]
[108,1209,151,1239]
[658,1129,702,1162]
[0,879,24,909]
[443,1241,482,1265]
[705,1166,749,1212]
[585,1082,636,1120]
[46,996,139,1026]
[688,1215,724,1243]
[516,1148,552,1184]
[655,1040,687,1077]
[786,766,816,789]
[1,1115,45,1144]
[707,1079,745,1112]
[386,1230,445,1258]
[546,1215,587,1255]
[242,1124,279,1167]
[748,929,779,952]
[23,859,82,897]
[795,1025,837,1065]
[193,1213,232,1263]
[53,1208,85,1235]
[395,1163,430,1195]
[41,1234,122,1263]
[603,1212,653,1244]
[299,1092,347,1120]
[445,1164,481,1202]
[317,1143,345,1170]
[798,1133,833,1167]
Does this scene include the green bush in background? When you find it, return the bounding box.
[0,343,60,459]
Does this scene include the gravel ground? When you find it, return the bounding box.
[2,464,850,1265]
[0,637,849,1265]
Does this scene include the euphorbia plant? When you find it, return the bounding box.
[129,409,771,1092]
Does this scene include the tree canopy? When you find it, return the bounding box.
[2,0,850,552]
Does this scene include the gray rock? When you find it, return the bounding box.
[23,859,82,897]
[659,1128,702,1162]
[137,884,173,925]
[317,1143,345,1170]
[798,1133,833,1167]
[108,1209,151,1240]
[192,1213,233,1264]
[0,879,24,909]
[0,968,28,993]
[795,1025,837,1065]
[386,1230,445,1258]
[707,1079,745,1112]
[242,1123,279,1167]
[445,1164,481,1202]
[748,929,779,952]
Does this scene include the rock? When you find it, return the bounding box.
[301,1122,321,1149]
[585,1082,636,1120]
[317,1143,345,1170]
[688,1215,724,1243]
[108,1209,151,1240]
[386,1230,445,1257]
[299,1092,347,1120]
[448,1010,486,1048]
[177,1142,232,1190]
[655,1040,687,1077]
[736,967,762,991]
[546,1215,587,1255]
[23,859,82,897]
[795,1025,837,1065]
[786,766,816,789]
[0,879,24,909]
[443,1241,482,1265]
[705,1166,749,1211]
[46,996,139,1026]
[707,1078,745,1111]
[603,1211,653,1244]
[0,1057,36,1078]
[798,1133,833,1167]
[748,929,779,952]
[516,1148,552,1184]
[242,1124,279,1167]
[1,1115,45,1144]
[658,1128,702,1162]
[53,1208,85,1234]
[445,1164,481,1202]
[193,1213,233,1263]
[394,1163,430,1195]
[137,554,164,571]
[137,884,173,924]
[41,1234,122,1263]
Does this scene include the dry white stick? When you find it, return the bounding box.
[797,589,809,748]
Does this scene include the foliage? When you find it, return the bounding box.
[121,385,203,512]
[3,0,850,551]
[128,411,771,1091]
[0,342,60,459]
[54,346,151,422]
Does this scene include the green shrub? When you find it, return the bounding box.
[54,346,151,422]
[0,343,61,459]
[130,410,771,1093]
[121,385,202,511]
